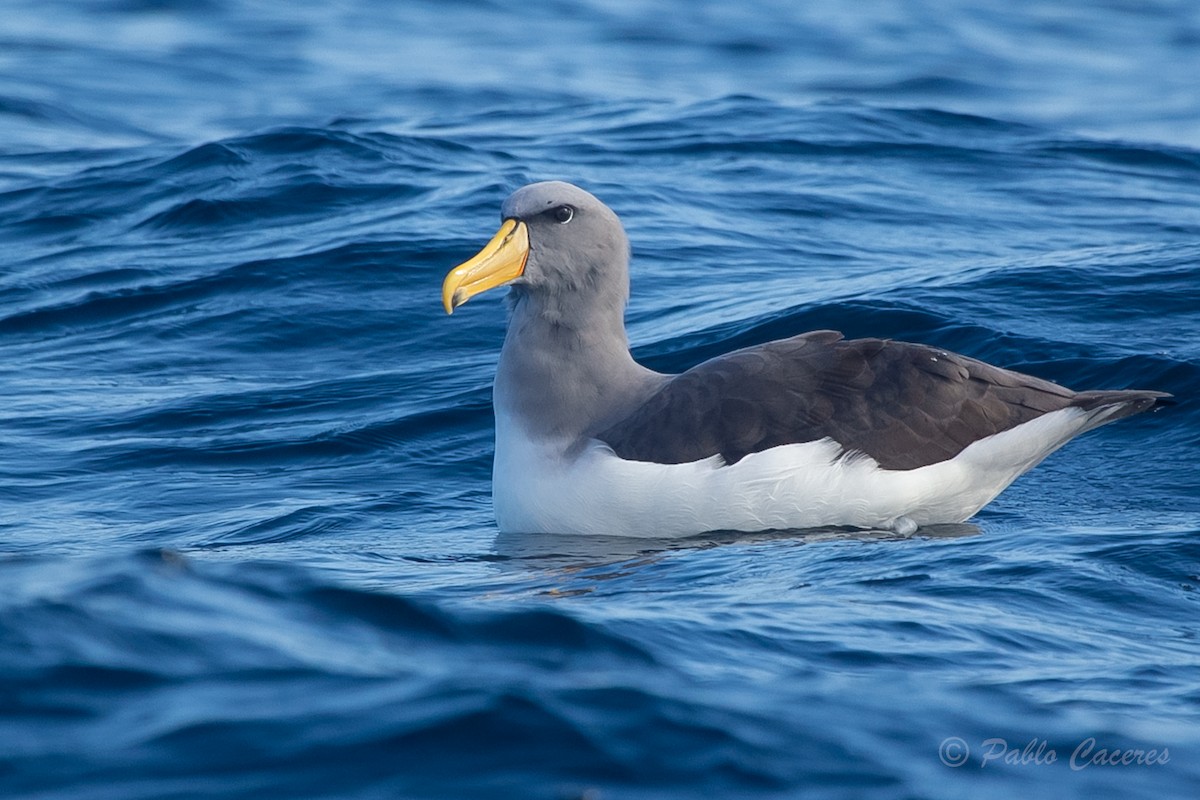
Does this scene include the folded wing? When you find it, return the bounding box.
[597,330,1167,470]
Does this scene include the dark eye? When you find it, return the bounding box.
[553,205,574,224]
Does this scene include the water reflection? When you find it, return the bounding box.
[493,522,982,571]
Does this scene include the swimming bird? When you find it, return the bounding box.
[442,181,1169,537]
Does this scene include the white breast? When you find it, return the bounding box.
[492,405,1115,537]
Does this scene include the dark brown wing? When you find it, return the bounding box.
[598,330,1167,470]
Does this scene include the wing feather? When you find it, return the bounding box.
[597,330,1167,470]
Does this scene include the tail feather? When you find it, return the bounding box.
[1070,389,1173,428]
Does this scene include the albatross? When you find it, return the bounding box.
[441,181,1169,537]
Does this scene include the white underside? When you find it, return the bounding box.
[492,404,1128,537]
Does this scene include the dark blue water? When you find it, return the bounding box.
[3,2,1199,798]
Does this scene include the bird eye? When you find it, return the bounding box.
[553,205,574,224]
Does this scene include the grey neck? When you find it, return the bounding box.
[493,288,665,443]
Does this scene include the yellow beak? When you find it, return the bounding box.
[441,219,530,314]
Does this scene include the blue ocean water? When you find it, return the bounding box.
[2,1,1199,797]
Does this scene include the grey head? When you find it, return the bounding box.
[498,181,631,328]
[442,181,662,440]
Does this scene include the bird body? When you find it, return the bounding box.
[494,403,1129,537]
[443,181,1169,537]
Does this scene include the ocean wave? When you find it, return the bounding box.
[4,2,1200,797]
